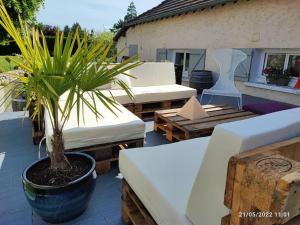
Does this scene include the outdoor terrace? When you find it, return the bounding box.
[0,94,284,225]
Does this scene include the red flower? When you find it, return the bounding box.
[263,68,270,76]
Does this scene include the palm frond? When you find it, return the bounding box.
[0,0,143,133]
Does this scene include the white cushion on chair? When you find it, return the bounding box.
[45,100,145,152]
[186,107,300,225]
[119,137,211,225]
[100,89,134,105]
[132,84,197,103]
[101,85,196,105]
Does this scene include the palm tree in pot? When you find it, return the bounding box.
[0,1,140,223]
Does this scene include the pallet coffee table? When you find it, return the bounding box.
[154,105,256,142]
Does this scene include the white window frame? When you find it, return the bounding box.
[173,50,191,80]
[173,51,190,71]
[262,50,300,75]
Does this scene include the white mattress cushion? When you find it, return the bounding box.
[129,62,175,87]
[101,85,197,105]
[111,74,132,90]
[186,107,300,225]
[45,100,145,152]
[100,89,134,105]
[119,137,211,225]
[132,85,197,103]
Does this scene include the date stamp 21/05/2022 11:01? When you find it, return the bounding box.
[239,211,290,219]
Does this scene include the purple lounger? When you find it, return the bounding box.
[243,102,297,115]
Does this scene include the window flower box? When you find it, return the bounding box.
[266,77,291,86]
[263,67,291,87]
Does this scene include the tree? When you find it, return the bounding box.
[110,19,125,33]
[63,25,71,35]
[0,0,44,43]
[70,22,86,37]
[91,31,117,58]
[110,1,137,33]
[0,0,141,170]
[124,2,137,22]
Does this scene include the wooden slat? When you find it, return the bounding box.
[154,104,257,142]
[178,111,254,127]
[166,108,238,122]
[134,98,188,120]
[67,138,144,174]
[155,108,181,115]
[158,107,236,125]
[122,180,157,225]
[161,107,238,122]
[185,114,256,132]
[155,104,228,115]
[158,105,233,119]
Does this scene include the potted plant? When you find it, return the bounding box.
[263,67,291,86]
[0,1,140,223]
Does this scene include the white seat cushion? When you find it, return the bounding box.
[100,89,133,105]
[101,85,197,105]
[119,137,211,225]
[186,107,300,225]
[132,84,197,103]
[45,101,145,151]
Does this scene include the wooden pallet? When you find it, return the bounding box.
[123,103,135,113]
[122,180,157,225]
[67,138,144,174]
[154,105,257,142]
[223,137,300,225]
[133,98,188,120]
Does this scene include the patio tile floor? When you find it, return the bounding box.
[0,94,287,225]
[0,118,168,225]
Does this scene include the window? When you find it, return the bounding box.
[174,51,190,80]
[263,52,300,77]
[287,55,300,77]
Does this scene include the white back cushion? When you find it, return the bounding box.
[186,107,300,225]
[129,62,175,87]
[111,74,132,90]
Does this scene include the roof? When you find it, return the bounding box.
[114,0,238,41]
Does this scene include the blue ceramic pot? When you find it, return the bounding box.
[22,153,97,223]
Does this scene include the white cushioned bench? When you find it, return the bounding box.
[120,107,300,225]
[100,62,197,105]
[45,99,145,152]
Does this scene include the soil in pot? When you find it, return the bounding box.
[27,155,91,186]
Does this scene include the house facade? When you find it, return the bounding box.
[115,0,300,105]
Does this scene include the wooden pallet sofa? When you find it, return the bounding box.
[45,97,145,174]
[100,62,197,120]
[119,107,300,225]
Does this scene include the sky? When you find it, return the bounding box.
[37,0,162,32]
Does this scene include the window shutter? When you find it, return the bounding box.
[234,48,253,81]
[156,48,167,62]
[189,49,206,75]
[128,44,138,56]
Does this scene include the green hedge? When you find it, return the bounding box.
[0,36,80,56]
